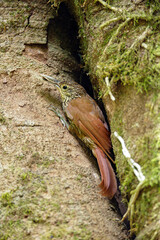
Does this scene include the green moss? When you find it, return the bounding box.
[146,0,160,12]
[96,31,160,93]
[16,154,25,160]
[138,137,159,185]
[0,4,31,34]
[20,172,33,182]
[76,174,84,181]
[31,151,57,168]
[0,152,91,240]
[41,224,91,240]
[111,110,123,137]
[153,47,160,57]
[77,1,160,93]
[0,113,6,124]
[0,192,14,207]
[115,121,159,234]
[133,188,159,238]
[109,85,159,236]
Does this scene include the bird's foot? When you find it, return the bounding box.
[49,105,69,129]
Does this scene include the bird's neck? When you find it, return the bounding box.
[61,92,84,109]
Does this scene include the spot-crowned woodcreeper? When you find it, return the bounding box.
[41,74,117,198]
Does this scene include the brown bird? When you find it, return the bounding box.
[41,74,117,198]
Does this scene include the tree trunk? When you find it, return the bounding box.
[53,0,160,239]
[0,0,159,239]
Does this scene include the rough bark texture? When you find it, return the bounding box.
[51,0,159,239]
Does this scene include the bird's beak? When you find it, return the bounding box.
[41,74,61,88]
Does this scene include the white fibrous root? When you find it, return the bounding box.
[105,77,115,101]
[114,131,145,182]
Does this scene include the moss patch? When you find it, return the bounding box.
[0,110,6,125]
[0,164,92,240]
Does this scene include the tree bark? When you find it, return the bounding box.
[51,0,160,239]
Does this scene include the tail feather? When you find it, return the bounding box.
[92,147,117,199]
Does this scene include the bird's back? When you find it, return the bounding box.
[65,95,112,154]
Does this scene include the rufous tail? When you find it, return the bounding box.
[92,147,117,199]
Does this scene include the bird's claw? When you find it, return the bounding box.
[48,105,69,129]
[49,105,62,118]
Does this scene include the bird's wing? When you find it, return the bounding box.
[66,96,112,156]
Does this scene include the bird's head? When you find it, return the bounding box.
[41,74,85,102]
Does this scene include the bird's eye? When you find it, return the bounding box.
[62,85,67,90]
